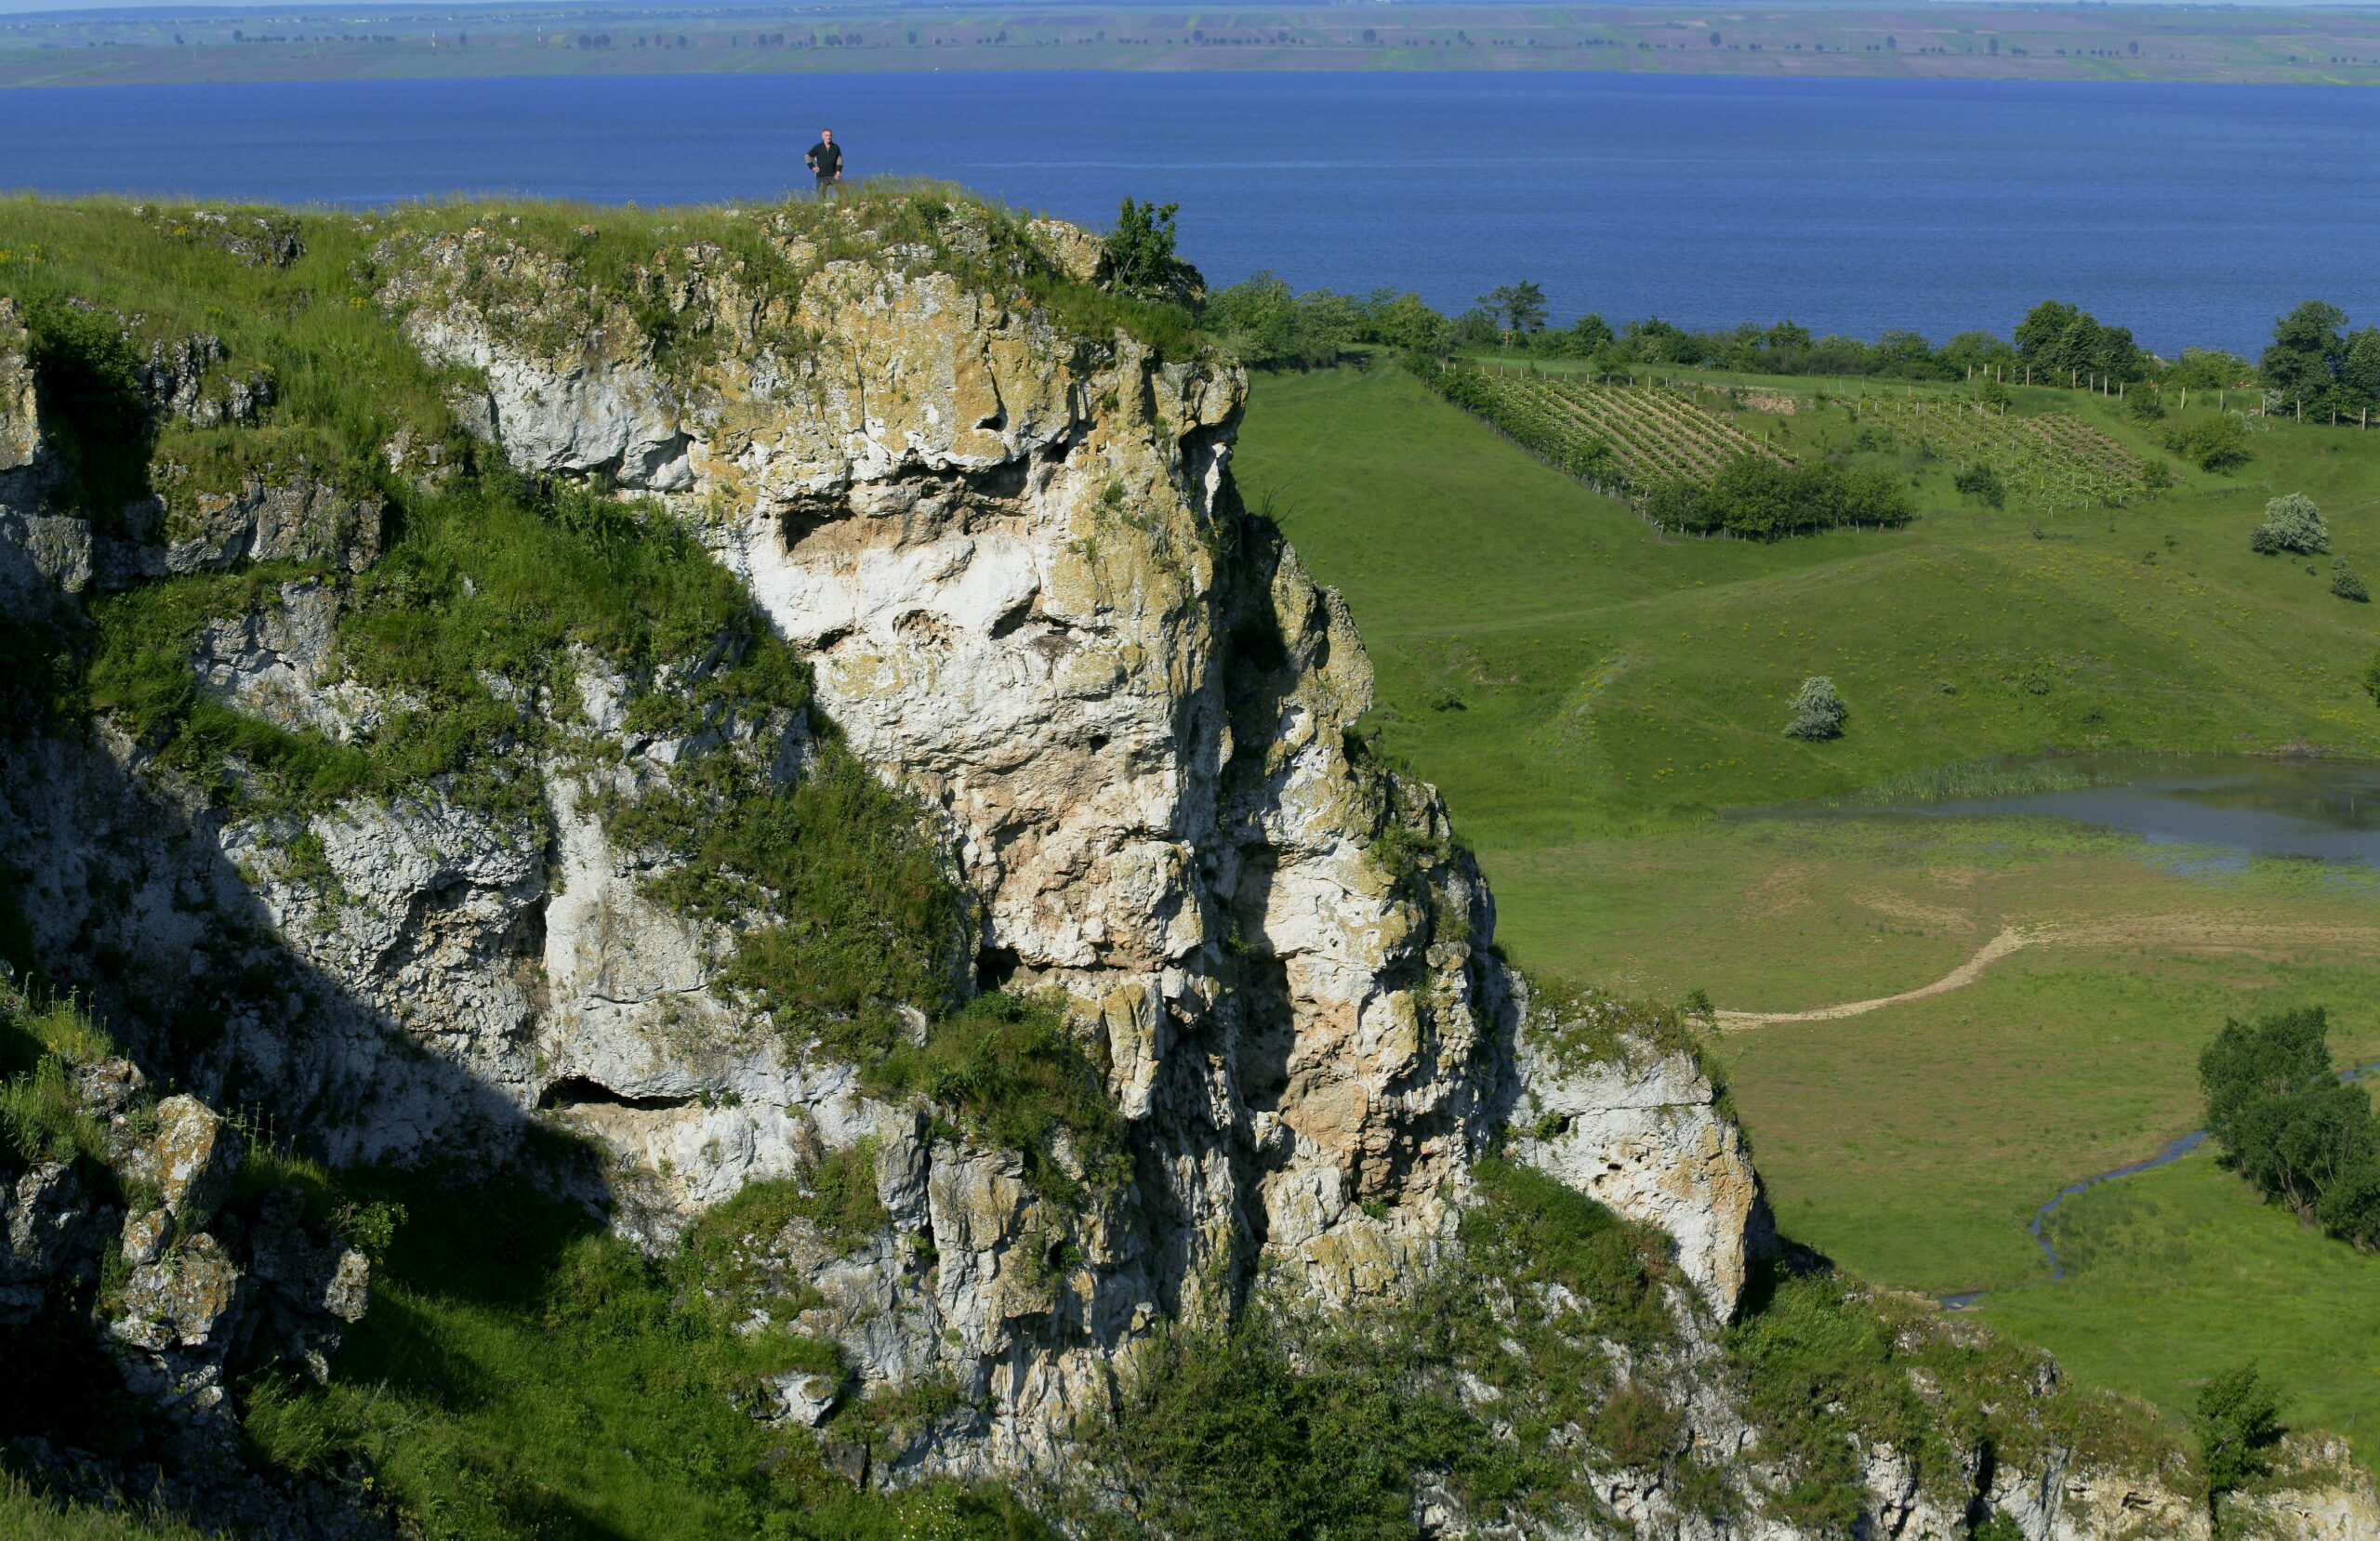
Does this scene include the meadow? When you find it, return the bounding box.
[1233,357,2380,1457]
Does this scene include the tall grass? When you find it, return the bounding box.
[1844,756,2106,808]
[0,1473,211,1541]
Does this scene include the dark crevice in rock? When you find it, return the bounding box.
[536,1076,693,1113]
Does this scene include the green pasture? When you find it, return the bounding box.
[1236,361,2380,843]
[1985,1148,2380,1465]
[1234,357,2380,1454]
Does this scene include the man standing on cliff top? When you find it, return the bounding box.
[807,129,843,199]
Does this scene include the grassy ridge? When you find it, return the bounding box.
[1233,357,2380,1460]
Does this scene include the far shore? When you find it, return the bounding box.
[4,4,2380,90]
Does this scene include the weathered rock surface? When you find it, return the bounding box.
[1510,1016,1770,1318]
[4,204,2375,1539]
[133,469,385,578]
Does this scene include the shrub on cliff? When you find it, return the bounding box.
[1784,677,1847,740]
[2192,1364,2283,1521]
[2251,492,2329,555]
[1097,197,1201,303]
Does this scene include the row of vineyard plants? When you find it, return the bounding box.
[1852,397,2160,508]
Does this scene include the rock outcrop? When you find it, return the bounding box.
[0,997,371,1444]
[2,198,2373,1540]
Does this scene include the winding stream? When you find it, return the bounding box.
[1941,1060,2380,1310]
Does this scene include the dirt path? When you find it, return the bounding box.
[1712,915,2380,1030]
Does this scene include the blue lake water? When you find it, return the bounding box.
[1,71,2376,352]
[1911,756,2380,868]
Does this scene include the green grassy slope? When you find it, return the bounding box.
[1234,358,2380,1460]
[1985,1148,2380,1454]
[1238,362,2380,846]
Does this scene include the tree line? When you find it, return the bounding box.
[1199,271,2379,416]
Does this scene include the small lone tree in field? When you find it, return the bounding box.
[2334,566,2370,602]
[2252,492,2329,555]
[1784,676,1846,740]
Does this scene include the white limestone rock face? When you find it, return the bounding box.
[381,213,1521,1311]
[1509,1009,1770,1320]
[354,212,1535,1469]
[0,296,94,604]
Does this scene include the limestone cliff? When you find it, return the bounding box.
[1,196,2371,1540]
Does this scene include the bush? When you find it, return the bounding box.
[2166,415,2254,472]
[2334,567,2369,602]
[1784,677,1847,741]
[879,992,1128,1207]
[2123,392,2166,422]
[2251,492,2329,555]
[1651,454,1913,539]
[1952,463,2006,507]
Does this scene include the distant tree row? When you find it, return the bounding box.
[1196,269,2380,419]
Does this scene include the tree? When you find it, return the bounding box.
[1478,282,1548,341]
[1784,677,1847,740]
[2200,1005,2379,1222]
[2014,300,2141,385]
[1565,312,1616,352]
[1622,316,1700,365]
[1204,272,1298,365]
[2260,300,2347,403]
[2250,492,2328,555]
[1359,290,1451,356]
[1451,308,1501,349]
[1098,198,1196,299]
[2167,347,2254,390]
[2191,1364,2281,1519]
[2341,328,2380,404]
